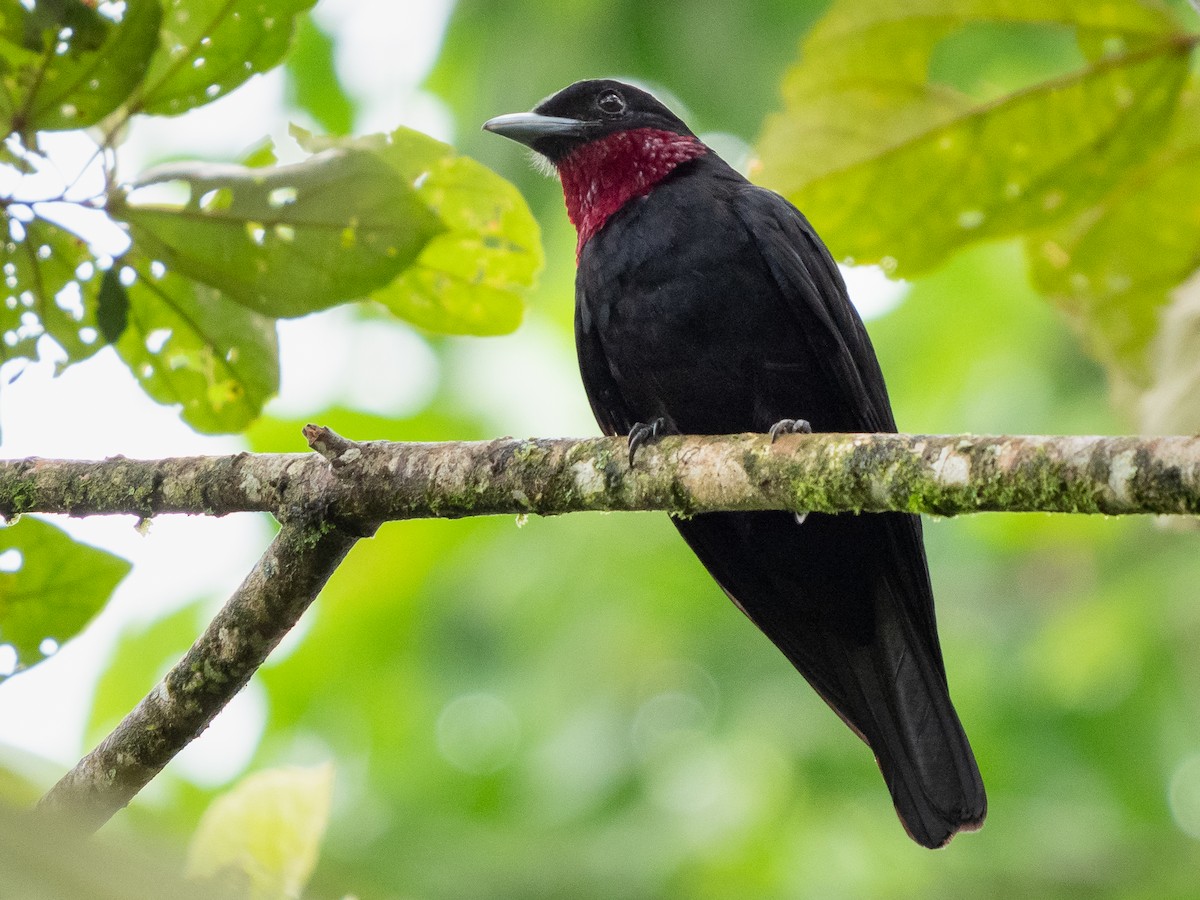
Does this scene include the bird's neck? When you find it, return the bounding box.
[556,128,707,259]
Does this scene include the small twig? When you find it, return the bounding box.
[303,422,363,468]
[36,519,361,833]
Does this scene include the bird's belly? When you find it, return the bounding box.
[587,276,826,436]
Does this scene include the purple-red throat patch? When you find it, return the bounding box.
[556,128,708,259]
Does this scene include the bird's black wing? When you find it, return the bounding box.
[726,183,942,649]
[669,182,986,847]
[729,184,898,433]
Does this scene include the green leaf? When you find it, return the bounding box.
[112,148,443,318]
[0,141,35,175]
[1,215,108,366]
[138,0,316,116]
[755,0,1191,275]
[1028,91,1200,392]
[374,134,542,335]
[186,763,334,900]
[284,15,354,136]
[112,254,280,433]
[0,0,109,53]
[0,0,162,135]
[0,518,130,681]
[295,125,543,335]
[96,267,130,344]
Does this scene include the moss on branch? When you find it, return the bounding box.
[3,433,1199,525]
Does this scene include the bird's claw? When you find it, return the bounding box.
[768,418,813,442]
[627,417,666,468]
[768,418,812,525]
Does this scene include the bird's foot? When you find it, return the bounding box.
[768,418,813,442]
[627,417,666,468]
[768,418,812,524]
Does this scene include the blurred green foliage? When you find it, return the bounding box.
[757,0,1200,426]
[0,518,129,682]
[8,0,1200,897]
[1,0,541,434]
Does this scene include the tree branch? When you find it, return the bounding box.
[25,428,1200,834]
[36,518,364,833]
[4,432,1200,523]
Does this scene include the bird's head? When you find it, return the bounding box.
[484,79,709,256]
[483,79,695,164]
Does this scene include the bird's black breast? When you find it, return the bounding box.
[574,154,884,439]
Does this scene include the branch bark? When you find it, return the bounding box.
[4,432,1200,523]
[36,518,364,833]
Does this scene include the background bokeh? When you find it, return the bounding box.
[4,1,1200,897]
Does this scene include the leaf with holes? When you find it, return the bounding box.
[755,0,1191,275]
[0,216,108,366]
[0,0,162,135]
[138,0,316,116]
[113,149,443,318]
[294,125,543,335]
[0,518,130,681]
[186,763,334,900]
[113,255,280,433]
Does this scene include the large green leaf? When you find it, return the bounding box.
[295,125,543,335]
[137,0,316,116]
[0,0,162,136]
[112,148,443,318]
[755,0,1191,275]
[1028,89,1200,394]
[758,0,1180,187]
[186,763,334,900]
[1,216,108,367]
[111,254,280,433]
[0,518,130,681]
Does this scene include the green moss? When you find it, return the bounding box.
[667,476,696,518]
[508,439,545,465]
[2,479,37,516]
[202,658,230,684]
[125,479,159,514]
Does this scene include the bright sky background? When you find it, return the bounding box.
[0,0,906,786]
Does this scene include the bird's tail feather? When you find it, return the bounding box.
[817,596,986,848]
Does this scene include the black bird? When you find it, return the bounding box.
[484,79,985,848]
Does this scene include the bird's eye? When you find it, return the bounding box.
[597,90,626,115]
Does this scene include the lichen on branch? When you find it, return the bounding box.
[3,432,1200,525]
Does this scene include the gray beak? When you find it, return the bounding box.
[482,112,592,148]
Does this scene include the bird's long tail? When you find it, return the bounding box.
[673,510,985,848]
[816,590,986,848]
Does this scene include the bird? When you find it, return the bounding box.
[484,79,985,848]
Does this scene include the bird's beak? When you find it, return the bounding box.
[482,112,592,148]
